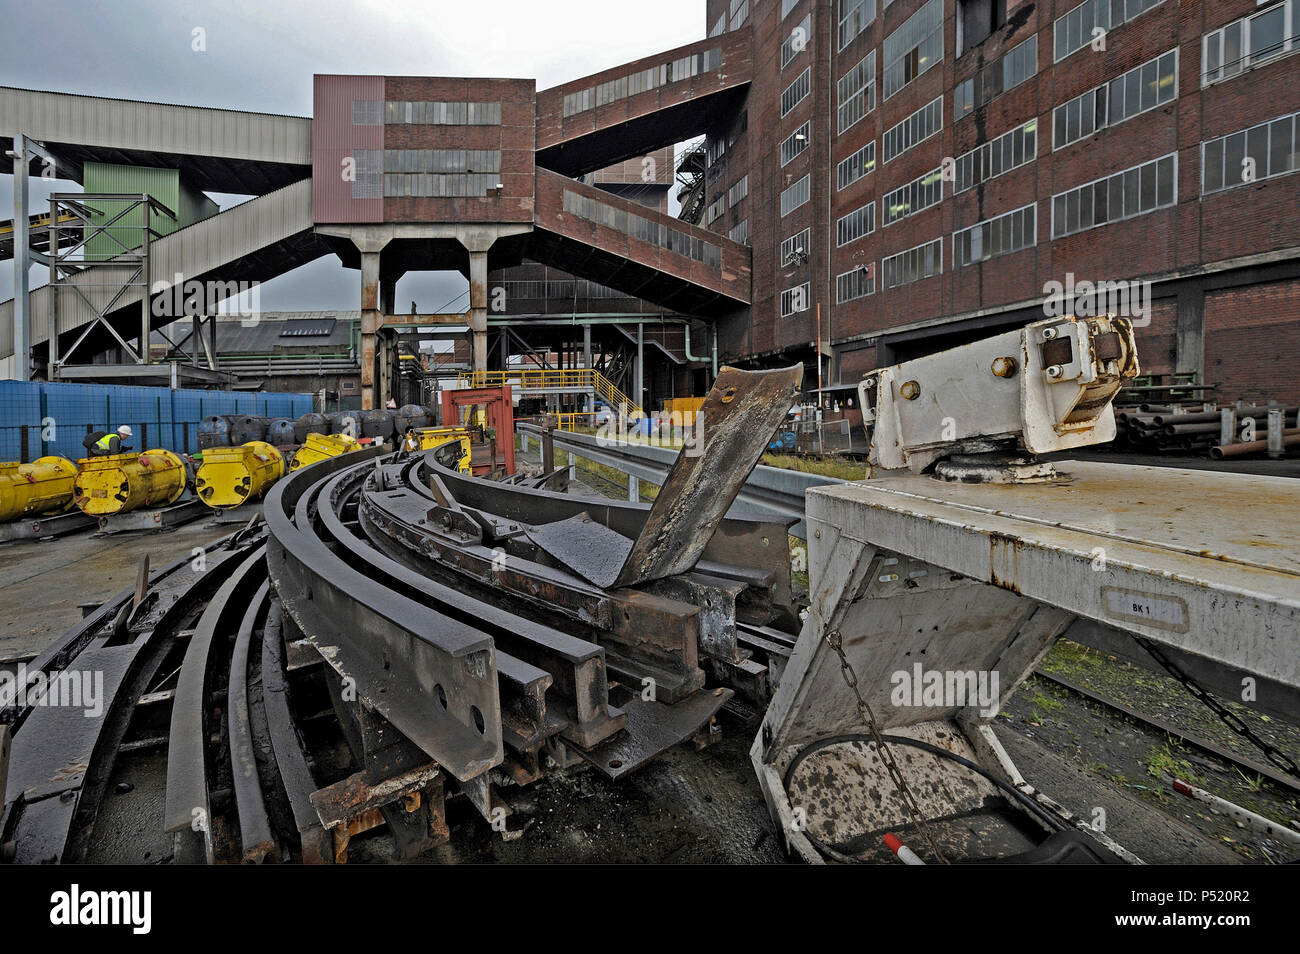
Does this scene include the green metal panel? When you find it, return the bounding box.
[82,162,216,262]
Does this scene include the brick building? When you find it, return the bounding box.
[695,0,1300,406]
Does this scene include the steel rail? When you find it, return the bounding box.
[164,544,268,864]
[313,464,626,750]
[228,580,278,862]
[263,445,503,783]
[1,539,259,863]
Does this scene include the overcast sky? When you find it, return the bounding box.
[1,0,705,309]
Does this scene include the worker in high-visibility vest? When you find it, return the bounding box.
[83,424,133,457]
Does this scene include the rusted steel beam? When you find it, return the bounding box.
[613,364,802,587]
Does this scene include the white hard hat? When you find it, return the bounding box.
[117,425,133,437]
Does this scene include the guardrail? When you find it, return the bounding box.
[516,422,845,538]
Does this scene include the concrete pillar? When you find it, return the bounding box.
[1175,283,1206,381]
[360,250,382,410]
[468,250,489,374]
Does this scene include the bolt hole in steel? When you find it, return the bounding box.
[609,759,623,769]
[472,706,485,734]
[434,683,447,709]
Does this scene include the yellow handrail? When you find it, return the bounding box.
[458,369,642,417]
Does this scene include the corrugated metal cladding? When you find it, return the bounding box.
[0,86,312,165]
[313,75,384,223]
[0,379,313,461]
[0,180,316,360]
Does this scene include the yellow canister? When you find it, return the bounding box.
[195,441,285,509]
[74,449,187,516]
[0,456,78,522]
[289,432,360,471]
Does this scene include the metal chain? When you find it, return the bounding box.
[825,630,950,864]
[1134,636,1300,779]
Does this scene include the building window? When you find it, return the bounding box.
[837,142,877,190]
[838,0,877,51]
[351,149,381,199]
[781,283,810,317]
[837,264,876,303]
[954,36,1037,122]
[883,96,943,164]
[781,122,811,166]
[384,101,501,125]
[727,175,749,208]
[1202,109,1300,194]
[883,167,944,227]
[957,0,1007,56]
[883,238,942,289]
[782,0,801,19]
[562,190,723,267]
[883,0,944,100]
[782,14,812,68]
[562,49,722,117]
[781,175,811,215]
[1051,153,1176,239]
[837,51,877,134]
[953,203,1037,267]
[782,68,812,117]
[781,228,811,265]
[729,219,751,244]
[836,201,876,247]
[954,119,1037,194]
[352,100,382,125]
[1203,1,1295,86]
[1055,0,1164,64]
[1053,49,1177,149]
[705,194,727,225]
[729,0,749,30]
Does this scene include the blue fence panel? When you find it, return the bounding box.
[0,380,313,461]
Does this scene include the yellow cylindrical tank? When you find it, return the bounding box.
[409,427,472,473]
[195,441,285,509]
[0,456,78,522]
[74,449,187,516]
[289,432,360,471]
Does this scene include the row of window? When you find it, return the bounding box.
[1051,153,1176,238]
[382,173,500,198]
[836,201,876,248]
[729,219,751,244]
[883,95,942,164]
[781,122,811,167]
[953,204,1037,268]
[782,14,811,69]
[562,190,722,268]
[838,0,876,52]
[1054,0,1164,64]
[953,119,1037,194]
[836,265,875,303]
[1203,1,1295,86]
[954,36,1037,123]
[883,238,942,289]
[837,51,877,134]
[782,68,812,118]
[1053,49,1176,150]
[883,166,943,227]
[781,228,811,265]
[781,175,811,216]
[883,0,943,100]
[837,141,877,190]
[728,175,749,208]
[780,283,810,317]
[561,48,722,118]
[382,149,500,174]
[1202,108,1300,195]
[355,101,501,126]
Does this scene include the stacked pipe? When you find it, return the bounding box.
[1114,405,1299,456]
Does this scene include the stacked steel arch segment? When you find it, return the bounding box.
[1,366,808,863]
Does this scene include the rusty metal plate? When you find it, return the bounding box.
[613,364,803,588]
[524,512,634,589]
[570,687,732,779]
